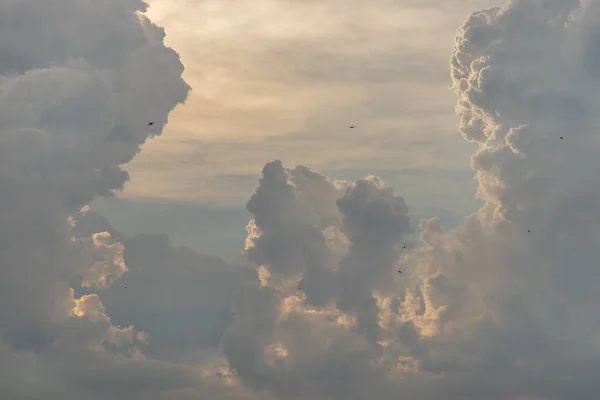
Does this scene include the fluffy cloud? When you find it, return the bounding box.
[223,161,415,399]
[220,2,600,399]
[0,0,248,398]
[8,0,600,399]
[73,211,258,364]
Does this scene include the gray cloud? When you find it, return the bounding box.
[219,2,600,399]
[73,211,258,364]
[223,162,415,398]
[8,1,600,399]
[0,0,250,398]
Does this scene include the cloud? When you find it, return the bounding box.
[223,161,414,398]
[0,0,252,398]
[75,232,127,290]
[73,211,258,364]
[8,0,600,399]
[219,2,600,399]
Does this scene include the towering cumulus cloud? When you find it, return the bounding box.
[223,1,600,399]
[8,0,600,399]
[0,1,233,399]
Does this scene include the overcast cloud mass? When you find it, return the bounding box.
[3,0,600,399]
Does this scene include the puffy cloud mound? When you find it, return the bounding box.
[73,211,259,365]
[9,0,600,399]
[221,1,600,399]
[0,0,250,398]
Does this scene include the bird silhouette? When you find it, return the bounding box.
[349,126,355,129]
[147,121,154,126]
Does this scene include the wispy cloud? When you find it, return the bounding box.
[120,0,499,206]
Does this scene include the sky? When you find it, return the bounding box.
[3,0,600,399]
[89,0,500,262]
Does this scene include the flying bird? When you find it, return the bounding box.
[349,126,355,129]
[398,270,402,274]
[560,136,563,139]
[147,121,154,126]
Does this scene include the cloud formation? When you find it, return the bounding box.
[220,1,600,399]
[73,211,258,364]
[0,0,245,398]
[6,0,600,399]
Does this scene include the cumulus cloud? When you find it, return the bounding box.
[0,0,252,398]
[220,2,600,399]
[73,211,258,364]
[74,232,127,289]
[223,161,414,399]
[9,0,600,399]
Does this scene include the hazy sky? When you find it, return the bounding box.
[124,0,496,207]
[4,0,600,399]
[92,0,499,260]
[127,0,486,204]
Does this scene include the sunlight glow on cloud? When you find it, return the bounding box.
[4,1,600,399]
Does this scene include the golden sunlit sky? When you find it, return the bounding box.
[89,0,502,260]
[118,0,498,207]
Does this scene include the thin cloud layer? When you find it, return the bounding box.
[220,1,600,399]
[122,0,498,205]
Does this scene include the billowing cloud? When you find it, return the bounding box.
[223,161,414,399]
[73,211,258,364]
[8,0,600,399]
[0,0,250,398]
[220,2,600,399]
